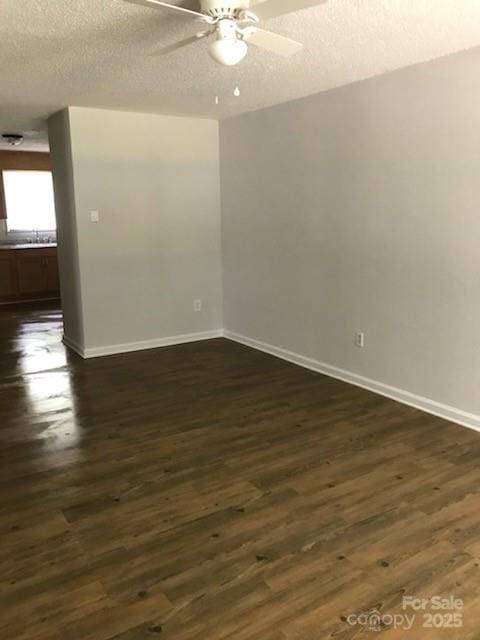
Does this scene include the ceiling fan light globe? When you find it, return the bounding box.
[208,38,248,66]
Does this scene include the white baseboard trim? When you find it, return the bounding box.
[224,330,480,434]
[62,335,85,357]
[78,329,224,359]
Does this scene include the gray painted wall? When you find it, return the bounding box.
[48,110,85,348]
[220,47,480,416]
[52,107,223,352]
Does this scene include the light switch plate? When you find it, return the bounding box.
[90,210,100,223]
[355,332,365,348]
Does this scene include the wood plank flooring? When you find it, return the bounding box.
[1,302,480,639]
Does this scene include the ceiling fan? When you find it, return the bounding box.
[124,0,328,66]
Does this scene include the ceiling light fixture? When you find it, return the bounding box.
[208,19,248,66]
[2,133,24,147]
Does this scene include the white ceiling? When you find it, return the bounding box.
[1,0,480,150]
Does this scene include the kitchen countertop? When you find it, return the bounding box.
[0,243,57,250]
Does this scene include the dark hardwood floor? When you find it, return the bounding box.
[1,303,480,639]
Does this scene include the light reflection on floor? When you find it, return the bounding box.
[25,370,81,451]
[17,313,67,375]
[1,303,82,457]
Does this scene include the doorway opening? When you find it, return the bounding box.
[0,149,63,354]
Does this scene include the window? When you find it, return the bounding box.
[3,171,56,232]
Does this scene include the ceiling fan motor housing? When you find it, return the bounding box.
[200,0,250,19]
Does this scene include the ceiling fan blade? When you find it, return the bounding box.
[250,0,327,21]
[152,31,210,56]
[243,28,303,57]
[124,0,207,20]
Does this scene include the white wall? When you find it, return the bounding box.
[48,110,85,349]
[220,47,480,419]
[50,107,223,354]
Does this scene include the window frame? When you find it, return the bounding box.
[0,151,53,234]
[3,170,57,233]
[0,173,6,221]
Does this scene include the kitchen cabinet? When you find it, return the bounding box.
[17,254,48,294]
[45,255,60,292]
[0,253,16,301]
[0,246,60,303]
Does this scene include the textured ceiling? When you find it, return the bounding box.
[1,0,480,150]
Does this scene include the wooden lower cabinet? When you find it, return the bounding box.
[45,255,61,292]
[0,254,17,300]
[0,248,60,303]
[17,256,48,295]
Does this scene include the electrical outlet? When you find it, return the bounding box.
[90,210,100,223]
[193,299,202,312]
[355,332,365,348]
